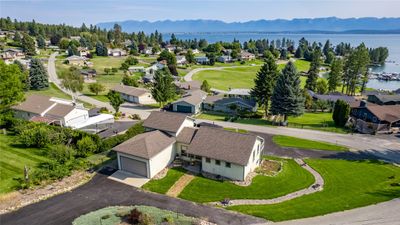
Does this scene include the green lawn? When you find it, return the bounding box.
[193,60,310,91]
[0,133,49,194]
[142,167,186,194]
[178,157,314,203]
[288,112,348,133]
[229,159,400,221]
[27,83,93,108]
[272,135,349,151]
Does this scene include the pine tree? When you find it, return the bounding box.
[305,49,322,91]
[332,100,350,127]
[29,58,48,90]
[328,58,343,92]
[250,55,279,117]
[22,33,36,56]
[36,35,46,49]
[151,68,175,107]
[270,61,304,121]
[200,80,211,93]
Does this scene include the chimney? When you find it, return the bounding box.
[360,100,367,107]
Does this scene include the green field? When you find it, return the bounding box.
[178,157,314,203]
[272,135,349,151]
[193,60,310,90]
[142,168,186,194]
[0,134,49,194]
[229,159,400,221]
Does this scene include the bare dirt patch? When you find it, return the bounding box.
[0,171,93,214]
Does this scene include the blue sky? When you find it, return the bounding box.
[1,0,399,26]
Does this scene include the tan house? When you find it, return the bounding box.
[111,84,156,105]
[108,48,127,57]
[240,51,256,61]
[65,55,88,66]
[1,48,25,60]
[171,90,207,114]
[113,111,264,180]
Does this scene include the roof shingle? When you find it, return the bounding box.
[143,111,190,133]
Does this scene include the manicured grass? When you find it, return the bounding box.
[192,60,310,91]
[0,133,49,194]
[229,159,400,221]
[178,157,314,203]
[273,135,349,151]
[142,167,186,194]
[288,112,348,133]
[73,205,197,225]
[27,83,93,108]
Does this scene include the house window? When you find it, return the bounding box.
[225,162,231,168]
[181,145,188,151]
[195,155,202,160]
[181,150,187,156]
[206,158,211,163]
[215,160,221,165]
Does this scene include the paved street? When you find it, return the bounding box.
[275,198,400,225]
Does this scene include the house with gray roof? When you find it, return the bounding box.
[203,95,257,113]
[171,90,208,114]
[367,94,400,105]
[111,84,156,104]
[112,111,264,180]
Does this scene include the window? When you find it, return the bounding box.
[215,160,221,165]
[253,151,255,162]
[225,162,231,168]
[195,155,202,160]
[206,158,211,163]
[181,145,188,151]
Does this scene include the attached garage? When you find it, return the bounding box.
[177,105,193,113]
[119,155,148,177]
[113,130,176,179]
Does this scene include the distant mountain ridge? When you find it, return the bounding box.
[97,17,400,33]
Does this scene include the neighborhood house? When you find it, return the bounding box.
[113,111,264,180]
[111,84,157,105]
[12,94,114,133]
[108,48,127,57]
[65,55,88,66]
[203,95,257,113]
[1,48,25,61]
[171,90,208,114]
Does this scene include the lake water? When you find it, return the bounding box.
[167,33,400,91]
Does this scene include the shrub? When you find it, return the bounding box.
[100,123,144,151]
[76,136,98,157]
[111,67,118,73]
[129,114,141,120]
[19,126,50,148]
[127,208,142,224]
[163,215,175,224]
[48,144,76,164]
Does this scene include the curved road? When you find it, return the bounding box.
[47,52,154,119]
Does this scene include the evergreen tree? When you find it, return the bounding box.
[250,55,279,117]
[332,100,350,127]
[323,40,331,58]
[107,90,124,113]
[13,31,21,42]
[157,50,178,75]
[305,49,322,91]
[328,58,343,92]
[151,68,175,107]
[294,47,304,58]
[343,43,370,95]
[67,44,79,56]
[270,61,304,121]
[95,41,108,56]
[170,33,178,45]
[22,33,36,56]
[29,58,48,90]
[200,80,211,93]
[36,35,46,49]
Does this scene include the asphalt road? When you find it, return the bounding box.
[0,168,266,225]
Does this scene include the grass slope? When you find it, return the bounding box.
[178,158,314,203]
[0,134,49,194]
[193,60,310,91]
[142,167,186,194]
[228,159,400,221]
[272,135,349,151]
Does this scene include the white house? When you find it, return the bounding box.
[176,55,187,65]
[108,48,127,57]
[112,111,264,180]
[111,84,156,105]
[12,94,113,133]
[195,56,209,64]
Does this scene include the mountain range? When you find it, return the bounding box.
[97,17,400,34]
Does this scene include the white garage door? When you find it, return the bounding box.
[120,156,148,177]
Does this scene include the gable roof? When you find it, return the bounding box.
[366,105,400,123]
[187,126,259,166]
[175,80,201,90]
[370,94,400,104]
[111,85,149,97]
[204,96,256,108]
[172,90,207,106]
[113,130,175,159]
[46,104,75,118]
[11,95,54,114]
[176,127,198,144]
[143,111,190,133]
